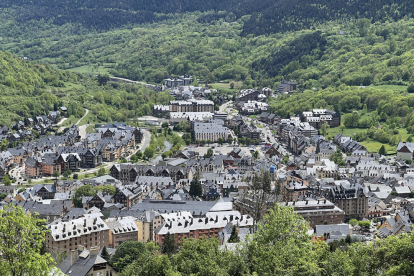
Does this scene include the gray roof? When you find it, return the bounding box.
[315,224,351,237]
[59,250,108,276]
[130,199,221,216]
[62,208,87,220]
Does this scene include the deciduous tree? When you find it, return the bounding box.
[0,205,54,276]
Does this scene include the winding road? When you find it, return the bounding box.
[57,108,89,134]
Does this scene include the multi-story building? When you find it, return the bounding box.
[193,122,229,142]
[300,109,341,128]
[169,99,214,113]
[112,187,138,209]
[110,164,192,184]
[59,246,117,276]
[283,200,345,227]
[46,215,110,255]
[154,213,253,245]
[58,153,81,173]
[41,153,61,176]
[164,75,193,87]
[325,184,368,220]
[25,156,43,178]
[284,181,309,201]
[105,216,139,248]
[235,89,260,103]
[275,80,297,94]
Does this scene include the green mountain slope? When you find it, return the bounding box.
[2,0,414,35]
[3,13,414,91]
[0,51,171,127]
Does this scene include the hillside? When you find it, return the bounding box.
[2,0,414,35]
[3,12,414,90]
[0,51,171,127]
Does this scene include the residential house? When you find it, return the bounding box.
[59,246,117,276]
[58,153,81,172]
[397,142,414,160]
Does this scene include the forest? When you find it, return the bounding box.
[3,0,414,36]
[3,10,414,91]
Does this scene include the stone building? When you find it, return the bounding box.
[325,184,368,220]
[283,200,345,227]
[106,216,139,248]
[46,215,110,255]
[169,99,214,113]
[193,122,229,142]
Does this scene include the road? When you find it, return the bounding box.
[109,77,164,91]
[9,166,25,185]
[219,101,233,113]
[57,108,89,134]
[76,109,89,126]
[79,124,89,140]
[126,129,151,161]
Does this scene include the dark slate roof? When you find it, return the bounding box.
[11,200,72,216]
[61,208,87,220]
[25,156,42,167]
[130,199,218,216]
[33,184,56,193]
[59,251,108,276]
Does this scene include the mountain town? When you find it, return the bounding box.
[0,76,413,275]
[2,0,414,275]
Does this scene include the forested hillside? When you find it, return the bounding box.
[0,51,171,127]
[1,0,414,35]
[3,13,414,91]
[2,0,414,34]
[3,0,414,140]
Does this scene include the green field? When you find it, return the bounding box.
[86,125,96,133]
[325,127,366,138]
[69,64,112,75]
[372,85,408,92]
[210,81,243,89]
[325,126,410,154]
[78,111,96,126]
[359,141,396,155]
[61,115,80,127]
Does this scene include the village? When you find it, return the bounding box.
[0,76,414,275]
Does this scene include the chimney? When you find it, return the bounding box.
[90,246,99,256]
[78,244,85,251]
[70,250,78,266]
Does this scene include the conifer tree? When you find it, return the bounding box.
[101,246,110,262]
[189,176,202,197]
[228,225,240,243]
